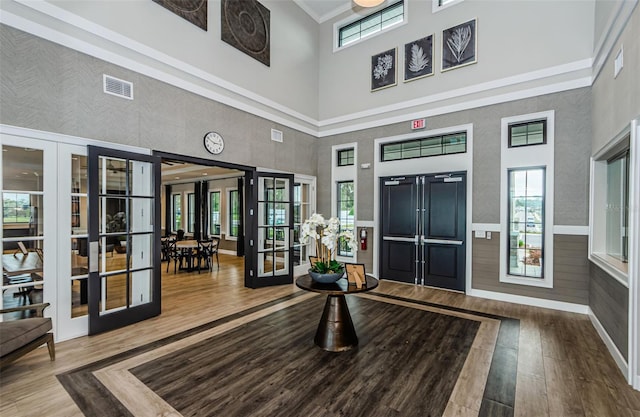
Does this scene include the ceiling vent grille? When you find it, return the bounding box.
[103,74,133,100]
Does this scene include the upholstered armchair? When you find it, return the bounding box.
[0,303,55,369]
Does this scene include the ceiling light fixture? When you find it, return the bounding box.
[353,0,384,7]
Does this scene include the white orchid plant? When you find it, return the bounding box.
[299,213,357,274]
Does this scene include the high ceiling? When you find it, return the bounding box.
[295,0,355,23]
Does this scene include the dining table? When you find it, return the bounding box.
[175,240,200,271]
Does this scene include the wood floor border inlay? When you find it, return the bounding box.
[57,290,519,417]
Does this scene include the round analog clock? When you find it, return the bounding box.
[203,131,224,155]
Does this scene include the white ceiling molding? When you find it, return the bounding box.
[0,1,602,139]
[293,0,354,24]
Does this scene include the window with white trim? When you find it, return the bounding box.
[591,132,631,281]
[172,193,181,232]
[337,1,404,48]
[337,181,355,257]
[432,0,464,13]
[228,189,240,238]
[500,111,554,288]
[209,190,221,236]
[187,192,195,233]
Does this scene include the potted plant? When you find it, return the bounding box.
[299,213,357,283]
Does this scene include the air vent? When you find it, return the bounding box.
[103,74,133,100]
[271,129,283,143]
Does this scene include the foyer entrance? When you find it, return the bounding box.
[379,172,466,291]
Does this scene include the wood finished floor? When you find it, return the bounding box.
[0,253,638,416]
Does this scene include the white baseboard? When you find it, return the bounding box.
[588,307,629,380]
[467,288,589,314]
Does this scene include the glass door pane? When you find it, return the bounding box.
[250,172,294,287]
[88,146,160,335]
[1,145,47,309]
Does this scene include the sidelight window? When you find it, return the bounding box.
[336,181,355,257]
[605,151,629,263]
[507,168,545,278]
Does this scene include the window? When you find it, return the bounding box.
[432,0,464,13]
[500,110,554,288]
[381,132,466,161]
[507,168,545,278]
[338,1,404,47]
[228,189,240,238]
[509,120,547,148]
[172,194,181,231]
[337,181,355,257]
[187,193,195,233]
[3,193,31,223]
[209,191,221,236]
[337,148,355,166]
[605,151,629,263]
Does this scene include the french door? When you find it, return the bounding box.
[380,172,466,291]
[87,146,161,334]
[247,172,294,288]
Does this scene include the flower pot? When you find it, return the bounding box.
[308,269,344,284]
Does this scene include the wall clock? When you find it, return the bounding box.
[204,131,224,155]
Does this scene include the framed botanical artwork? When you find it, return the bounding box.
[404,35,434,82]
[442,18,477,72]
[371,48,397,92]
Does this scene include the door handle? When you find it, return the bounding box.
[422,238,463,245]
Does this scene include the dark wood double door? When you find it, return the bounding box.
[380,172,466,291]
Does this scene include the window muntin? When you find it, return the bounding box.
[187,192,195,233]
[209,191,221,236]
[507,168,545,278]
[172,194,181,232]
[336,181,355,257]
[606,151,629,263]
[381,132,466,161]
[337,148,355,166]
[229,190,240,238]
[339,1,404,47]
[509,120,547,148]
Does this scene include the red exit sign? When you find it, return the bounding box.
[411,118,426,130]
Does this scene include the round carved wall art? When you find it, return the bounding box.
[221,0,271,67]
[152,0,207,31]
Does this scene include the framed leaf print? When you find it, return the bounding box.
[371,48,397,92]
[442,18,477,72]
[404,35,434,82]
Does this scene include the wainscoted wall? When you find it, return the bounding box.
[472,233,589,305]
[590,262,629,359]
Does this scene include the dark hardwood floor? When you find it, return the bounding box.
[0,253,638,417]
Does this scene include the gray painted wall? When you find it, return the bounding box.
[590,263,629,359]
[318,0,595,119]
[317,88,592,226]
[592,4,640,151]
[0,24,318,176]
[4,0,321,119]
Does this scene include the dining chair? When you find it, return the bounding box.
[197,237,220,272]
[166,239,185,273]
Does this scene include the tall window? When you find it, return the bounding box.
[229,190,240,238]
[338,1,404,47]
[507,168,545,278]
[209,191,221,236]
[606,151,629,263]
[337,181,355,257]
[172,194,181,231]
[187,192,195,233]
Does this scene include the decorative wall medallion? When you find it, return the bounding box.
[221,0,271,67]
[152,0,208,31]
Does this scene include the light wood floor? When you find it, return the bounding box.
[1,253,638,417]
